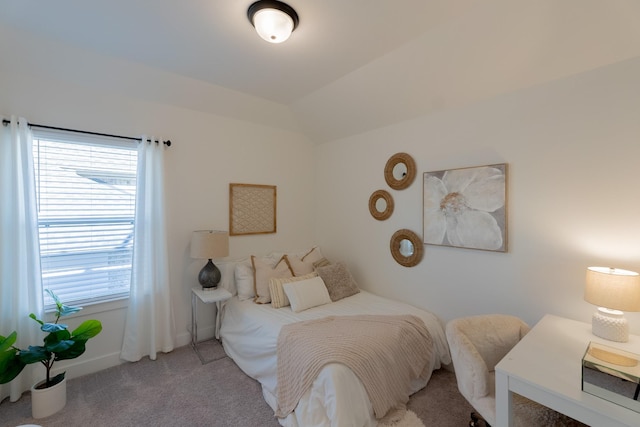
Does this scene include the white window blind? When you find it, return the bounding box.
[32,129,138,310]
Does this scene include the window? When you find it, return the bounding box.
[32,129,138,310]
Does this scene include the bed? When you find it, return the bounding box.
[216,252,451,427]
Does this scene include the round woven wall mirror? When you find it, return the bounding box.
[384,152,416,190]
[390,229,423,267]
[369,190,394,221]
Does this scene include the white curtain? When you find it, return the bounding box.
[0,116,44,402]
[121,136,175,361]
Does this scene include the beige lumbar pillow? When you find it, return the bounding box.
[269,272,318,309]
[283,276,332,313]
[252,255,292,304]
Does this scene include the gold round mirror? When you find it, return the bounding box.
[384,152,416,190]
[390,229,423,267]
[369,190,394,221]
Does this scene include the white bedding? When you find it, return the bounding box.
[219,290,451,427]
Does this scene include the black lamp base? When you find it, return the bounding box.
[198,259,221,290]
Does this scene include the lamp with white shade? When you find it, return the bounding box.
[190,230,229,290]
[584,266,640,342]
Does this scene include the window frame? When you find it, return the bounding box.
[31,128,138,311]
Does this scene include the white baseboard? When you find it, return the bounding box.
[52,351,124,381]
[50,327,217,381]
[177,324,215,347]
[176,330,191,348]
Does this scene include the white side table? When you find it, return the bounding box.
[191,286,232,364]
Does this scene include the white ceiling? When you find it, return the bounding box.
[0,0,473,105]
[2,1,640,143]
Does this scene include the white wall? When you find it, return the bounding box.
[315,56,640,333]
[0,36,316,379]
[293,0,640,143]
[3,3,640,383]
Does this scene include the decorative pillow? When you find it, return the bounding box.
[315,261,360,302]
[269,272,318,308]
[283,276,332,313]
[252,255,293,304]
[212,258,242,296]
[285,247,325,276]
[312,257,331,269]
[235,262,255,301]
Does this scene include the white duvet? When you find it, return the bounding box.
[219,290,451,427]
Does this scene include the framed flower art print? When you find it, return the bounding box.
[423,163,507,252]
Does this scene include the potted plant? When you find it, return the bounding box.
[0,289,102,418]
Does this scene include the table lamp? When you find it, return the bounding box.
[584,266,640,342]
[190,230,229,290]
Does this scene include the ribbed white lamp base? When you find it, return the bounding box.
[592,308,629,343]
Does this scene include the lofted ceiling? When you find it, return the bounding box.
[2,1,640,143]
[0,0,474,105]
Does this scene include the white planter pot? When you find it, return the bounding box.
[31,377,66,419]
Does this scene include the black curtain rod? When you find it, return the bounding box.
[2,119,172,147]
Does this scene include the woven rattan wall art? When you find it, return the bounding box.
[229,183,276,236]
[384,152,416,190]
[368,189,394,221]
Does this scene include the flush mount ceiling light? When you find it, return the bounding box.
[247,0,299,44]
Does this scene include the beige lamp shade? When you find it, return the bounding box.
[585,267,640,312]
[190,230,229,260]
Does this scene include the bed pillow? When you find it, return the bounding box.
[283,276,332,313]
[269,272,318,309]
[285,246,324,276]
[210,258,241,296]
[252,255,293,304]
[312,257,331,269]
[235,262,255,301]
[315,261,360,302]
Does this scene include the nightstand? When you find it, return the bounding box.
[191,286,232,364]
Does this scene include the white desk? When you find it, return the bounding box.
[495,314,640,427]
[191,286,231,364]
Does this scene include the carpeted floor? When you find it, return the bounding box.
[0,340,473,427]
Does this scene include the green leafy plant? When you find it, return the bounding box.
[0,289,102,389]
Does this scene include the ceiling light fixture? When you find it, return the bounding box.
[247,0,299,44]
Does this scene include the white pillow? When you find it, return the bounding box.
[215,257,248,296]
[283,276,332,313]
[235,262,255,301]
[269,272,318,309]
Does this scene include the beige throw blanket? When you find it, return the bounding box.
[275,314,434,419]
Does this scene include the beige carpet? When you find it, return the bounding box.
[378,409,425,427]
[1,340,473,426]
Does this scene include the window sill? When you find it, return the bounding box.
[45,297,128,320]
